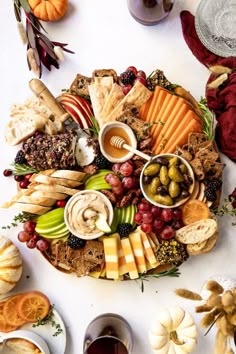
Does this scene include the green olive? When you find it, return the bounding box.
[168,157,180,167]
[153,194,173,206]
[147,177,161,194]
[179,163,188,174]
[169,181,181,198]
[144,163,160,176]
[159,166,170,185]
[168,166,184,182]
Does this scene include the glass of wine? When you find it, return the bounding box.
[127,0,175,26]
[83,313,134,354]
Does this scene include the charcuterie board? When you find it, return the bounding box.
[2,67,224,281]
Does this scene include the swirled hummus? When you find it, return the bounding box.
[66,192,110,238]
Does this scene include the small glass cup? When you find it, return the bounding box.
[83,313,134,354]
[127,0,175,26]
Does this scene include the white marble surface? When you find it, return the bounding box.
[0,1,235,353]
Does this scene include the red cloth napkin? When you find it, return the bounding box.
[180,10,236,163]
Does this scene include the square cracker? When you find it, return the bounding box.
[101,83,125,121]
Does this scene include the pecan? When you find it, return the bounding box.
[132,197,139,205]
[133,167,143,176]
[139,137,153,150]
[116,193,133,208]
[82,164,99,175]
[133,160,144,169]
[100,189,117,204]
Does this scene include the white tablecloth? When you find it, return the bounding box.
[0,1,235,353]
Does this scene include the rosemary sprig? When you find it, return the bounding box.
[32,305,63,336]
[198,97,215,140]
[2,212,37,229]
[137,266,181,292]
[211,198,236,226]
[9,163,39,176]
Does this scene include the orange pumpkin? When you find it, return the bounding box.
[28,0,68,22]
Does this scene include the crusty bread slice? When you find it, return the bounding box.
[29,182,79,196]
[175,219,217,244]
[29,190,68,200]
[186,231,218,255]
[11,202,52,215]
[30,174,82,188]
[49,169,85,181]
[6,337,43,353]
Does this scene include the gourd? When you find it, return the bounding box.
[0,235,23,294]
[28,0,68,22]
[149,305,197,354]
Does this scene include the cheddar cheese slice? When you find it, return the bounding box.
[103,237,119,280]
[121,238,139,280]
[129,230,147,273]
[139,228,160,268]
[110,233,129,276]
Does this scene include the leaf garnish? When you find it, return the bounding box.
[137,267,180,292]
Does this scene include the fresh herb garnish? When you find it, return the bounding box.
[211,198,236,226]
[85,116,100,137]
[32,305,63,336]
[198,97,215,140]
[137,266,181,292]
[9,163,39,176]
[2,212,37,229]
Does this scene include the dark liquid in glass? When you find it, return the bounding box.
[86,336,128,354]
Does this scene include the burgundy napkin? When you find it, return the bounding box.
[180,10,236,163]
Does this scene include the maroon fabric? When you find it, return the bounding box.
[180,10,236,162]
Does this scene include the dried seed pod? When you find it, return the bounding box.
[54,46,65,61]
[27,48,40,77]
[195,304,213,313]
[206,280,224,294]
[214,329,227,354]
[226,313,236,326]
[175,288,202,301]
[200,308,221,328]
[225,348,234,354]
[207,73,228,89]
[17,22,27,44]
[216,315,235,337]
[232,288,236,304]
[207,294,223,309]
[209,65,232,74]
[222,291,234,307]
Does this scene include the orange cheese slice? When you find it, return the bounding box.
[103,237,119,280]
[121,238,139,280]
[139,228,160,268]
[129,230,147,274]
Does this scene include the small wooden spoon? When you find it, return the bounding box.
[110,136,151,161]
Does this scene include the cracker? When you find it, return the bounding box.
[188,132,208,147]
[88,83,111,126]
[101,83,125,121]
[189,158,205,180]
[203,160,225,179]
[196,147,219,162]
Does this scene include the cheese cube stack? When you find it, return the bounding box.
[102,227,160,280]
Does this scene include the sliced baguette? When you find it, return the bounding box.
[11,202,52,215]
[49,170,85,181]
[29,182,79,196]
[186,231,218,255]
[30,174,82,188]
[175,219,217,244]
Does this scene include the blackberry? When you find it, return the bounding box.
[67,235,86,249]
[120,70,136,85]
[94,154,111,169]
[117,223,132,238]
[204,187,217,202]
[205,178,222,191]
[14,150,27,164]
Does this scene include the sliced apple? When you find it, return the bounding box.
[95,213,111,233]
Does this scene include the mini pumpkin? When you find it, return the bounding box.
[149,305,197,354]
[0,235,23,294]
[28,0,68,22]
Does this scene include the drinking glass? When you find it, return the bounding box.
[83,313,134,354]
[127,0,175,26]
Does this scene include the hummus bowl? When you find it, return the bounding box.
[64,190,114,240]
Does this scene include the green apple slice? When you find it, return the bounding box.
[95,213,111,233]
[35,222,67,235]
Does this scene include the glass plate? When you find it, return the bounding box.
[0,309,67,354]
[195,0,236,57]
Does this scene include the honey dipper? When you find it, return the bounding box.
[110,136,151,161]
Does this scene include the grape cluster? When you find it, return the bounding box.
[120,66,147,95]
[18,221,50,251]
[134,199,183,241]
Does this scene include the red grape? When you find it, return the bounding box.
[161,208,174,222]
[23,220,36,233]
[137,70,146,79]
[150,206,161,217]
[3,169,12,177]
[112,184,124,196]
[138,201,151,213]
[19,180,29,189]
[122,177,135,189]
[160,226,176,240]
[119,161,133,177]
[126,66,138,75]
[141,223,153,233]
[123,84,132,95]
[105,173,121,187]
[14,175,24,182]
[56,200,67,208]
[32,233,40,241]
[134,77,147,86]
[134,212,143,224]
[172,220,184,230]
[153,218,164,231]
[142,212,153,224]
[112,163,121,174]
[18,231,31,242]
[173,208,182,220]
[36,239,50,251]
[26,238,37,249]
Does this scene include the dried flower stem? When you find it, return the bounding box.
[175,288,202,301]
[206,280,224,294]
[214,329,227,354]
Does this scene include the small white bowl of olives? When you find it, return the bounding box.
[140,153,195,208]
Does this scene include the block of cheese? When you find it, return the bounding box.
[103,237,119,280]
[121,238,139,280]
[139,228,160,268]
[129,230,147,274]
[109,233,128,276]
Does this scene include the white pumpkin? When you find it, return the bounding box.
[149,305,197,354]
[0,235,23,294]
